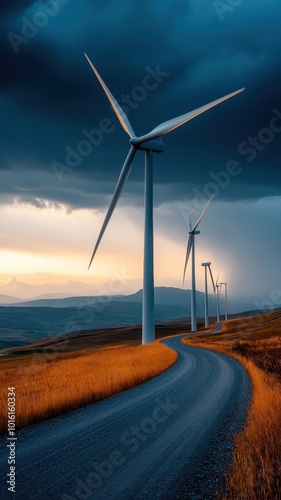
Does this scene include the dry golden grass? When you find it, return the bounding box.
[183,312,281,500]
[224,360,281,500]
[0,343,177,434]
[231,336,281,380]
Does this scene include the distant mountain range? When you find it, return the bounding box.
[0,291,84,304]
[0,294,23,304]
[0,286,252,310]
[0,287,255,351]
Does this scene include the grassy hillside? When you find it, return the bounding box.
[0,302,190,350]
[0,320,197,369]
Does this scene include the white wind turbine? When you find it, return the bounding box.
[201,261,216,328]
[220,282,228,320]
[84,53,245,344]
[183,195,214,332]
[215,275,221,323]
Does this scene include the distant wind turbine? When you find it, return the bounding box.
[220,282,228,320]
[201,261,216,328]
[84,52,245,344]
[215,275,221,323]
[183,195,214,332]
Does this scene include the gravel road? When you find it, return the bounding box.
[0,336,251,499]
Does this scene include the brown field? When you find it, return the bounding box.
[0,320,197,370]
[183,311,281,500]
[0,342,178,434]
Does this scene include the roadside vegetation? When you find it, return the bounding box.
[183,311,281,500]
[0,343,177,433]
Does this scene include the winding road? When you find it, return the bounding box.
[0,336,251,499]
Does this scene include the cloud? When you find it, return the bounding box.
[0,0,280,210]
[0,1,35,19]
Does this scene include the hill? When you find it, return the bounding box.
[0,287,254,351]
[0,293,23,305]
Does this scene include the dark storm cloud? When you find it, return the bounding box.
[0,1,35,18]
[0,0,280,209]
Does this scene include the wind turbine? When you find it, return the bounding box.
[84,53,245,345]
[183,195,213,332]
[215,275,221,323]
[201,261,215,328]
[220,282,228,320]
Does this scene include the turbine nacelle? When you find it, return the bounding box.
[201,260,215,293]
[130,137,164,153]
[183,195,214,286]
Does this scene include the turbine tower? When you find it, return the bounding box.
[84,53,245,344]
[220,282,228,320]
[201,262,215,328]
[215,275,221,323]
[183,196,213,332]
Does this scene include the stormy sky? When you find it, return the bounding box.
[0,1,281,304]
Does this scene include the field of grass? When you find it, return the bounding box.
[183,311,281,500]
[0,320,194,370]
[0,342,177,434]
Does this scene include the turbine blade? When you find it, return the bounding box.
[192,195,214,232]
[88,146,137,269]
[188,213,192,232]
[185,195,192,231]
[137,87,245,143]
[84,53,135,139]
[216,273,220,287]
[183,235,193,285]
[208,266,216,293]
